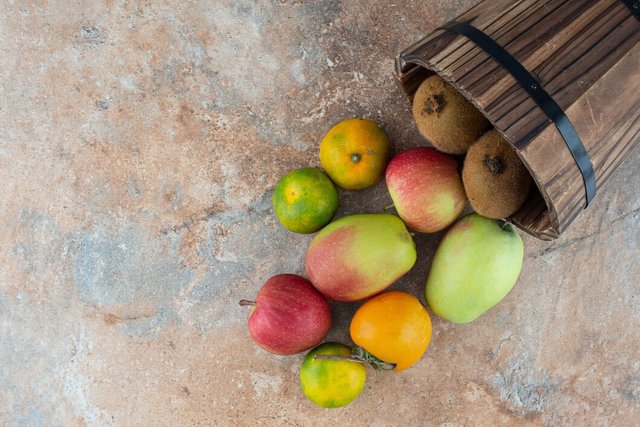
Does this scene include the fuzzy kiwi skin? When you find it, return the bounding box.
[463,130,533,219]
[412,75,490,154]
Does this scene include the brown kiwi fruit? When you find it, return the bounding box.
[412,74,490,154]
[463,129,533,219]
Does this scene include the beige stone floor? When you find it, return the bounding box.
[1,1,639,425]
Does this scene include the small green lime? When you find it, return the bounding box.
[273,167,339,234]
[299,342,366,408]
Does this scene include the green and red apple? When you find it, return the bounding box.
[385,147,466,233]
[305,214,416,302]
[240,274,331,355]
[425,213,524,323]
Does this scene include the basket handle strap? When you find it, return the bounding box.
[439,21,596,208]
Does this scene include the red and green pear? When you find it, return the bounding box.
[240,274,331,355]
[305,214,416,302]
[385,147,466,233]
[425,213,524,323]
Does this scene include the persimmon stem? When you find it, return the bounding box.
[239,299,256,307]
[352,346,396,371]
[313,347,396,371]
[313,355,364,364]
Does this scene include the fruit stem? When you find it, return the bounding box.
[238,299,256,307]
[313,350,396,371]
[383,203,395,212]
[351,346,396,371]
[313,355,364,364]
[498,220,512,230]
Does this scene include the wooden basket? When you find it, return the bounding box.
[396,0,640,240]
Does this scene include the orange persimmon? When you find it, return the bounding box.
[350,291,432,372]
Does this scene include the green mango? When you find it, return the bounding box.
[425,213,524,323]
[306,214,416,302]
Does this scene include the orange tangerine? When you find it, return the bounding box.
[320,118,391,190]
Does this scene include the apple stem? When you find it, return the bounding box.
[238,299,256,307]
[383,203,395,212]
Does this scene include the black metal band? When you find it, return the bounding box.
[620,0,640,22]
[439,21,596,207]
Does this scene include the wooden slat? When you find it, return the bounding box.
[396,0,640,239]
[524,40,640,234]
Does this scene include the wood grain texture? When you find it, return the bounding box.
[396,0,640,239]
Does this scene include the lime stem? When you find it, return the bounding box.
[239,299,256,307]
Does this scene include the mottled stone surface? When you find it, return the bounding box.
[1,1,639,425]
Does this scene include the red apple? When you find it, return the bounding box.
[240,274,331,355]
[385,147,466,233]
